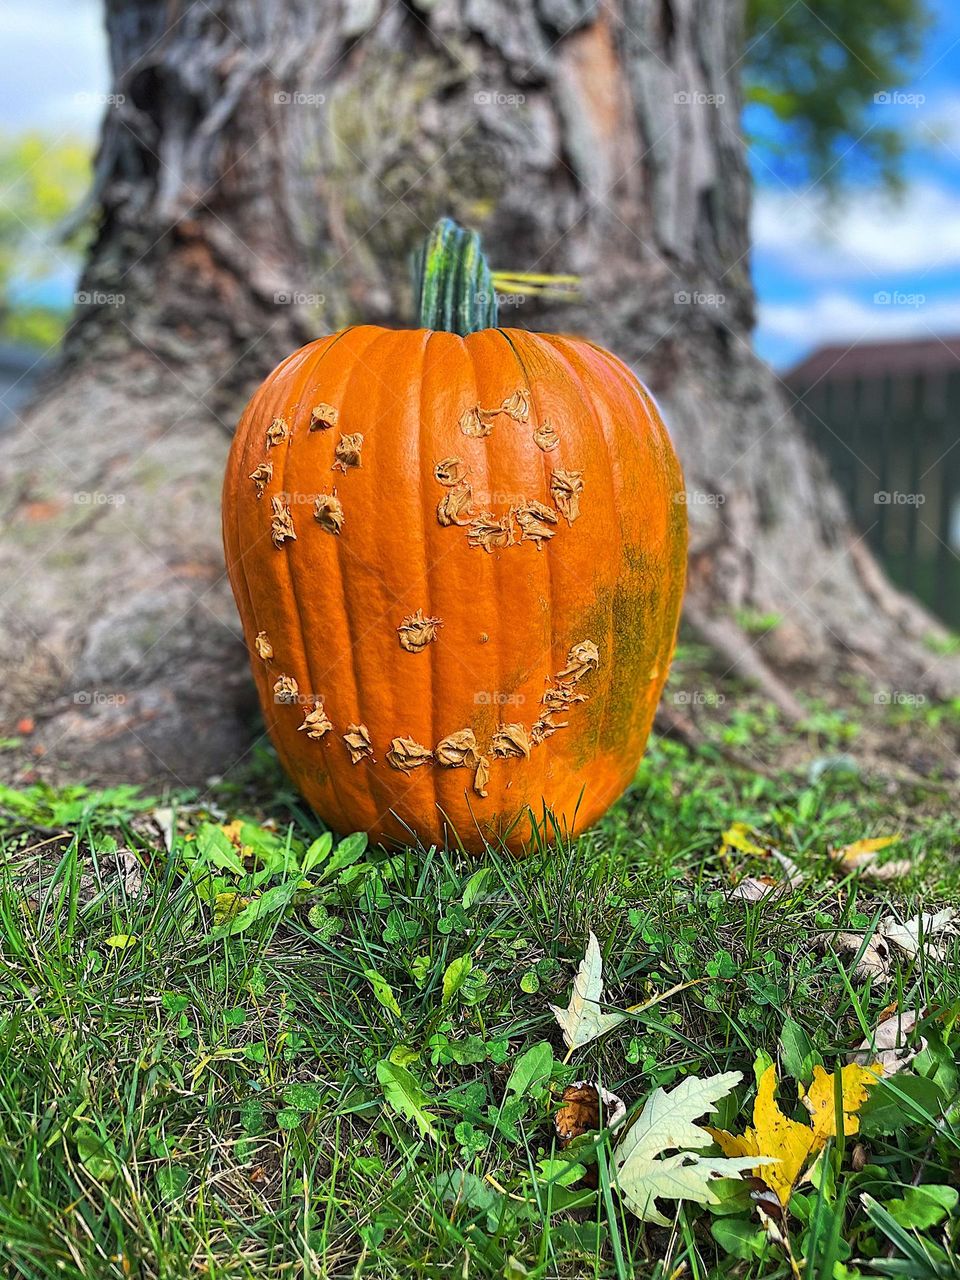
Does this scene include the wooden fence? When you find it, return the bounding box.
[790,370,960,630]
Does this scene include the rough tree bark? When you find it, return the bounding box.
[0,0,955,784]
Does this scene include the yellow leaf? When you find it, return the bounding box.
[214,891,249,925]
[708,1062,882,1210]
[105,934,137,949]
[799,1063,883,1148]
[721,822,767,856]
[831,836,900,869]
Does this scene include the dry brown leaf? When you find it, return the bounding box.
[851,1007,924,1074]
[834,931,892,981]
[731,875,779,901]
[879,909,957,959]
[555,1081,626,1145]
[556,640,600,684]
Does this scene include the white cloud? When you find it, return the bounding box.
[759,290,960,348]
[752,180,960,278]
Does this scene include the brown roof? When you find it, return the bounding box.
[785,336,960,386]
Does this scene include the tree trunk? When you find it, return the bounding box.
[1,0,954,784]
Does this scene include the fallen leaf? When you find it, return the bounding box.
[770,849,804,885]
[721,822,767,856]
[851,1007,925,1074]
[614,1071,765,1225]
[799,1063,880,1145]
[834,931,893,981]
[555,1081,626,1145]
[708,1062,882,1209]
[549,932,627,1051]
[731,875,779,901]
[105,933,137,949]
[831,836,901,865]
[830,836,910,881]
[879,909,957,959]
[376,1060,439,1142]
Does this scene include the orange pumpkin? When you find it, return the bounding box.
[222,221,686,852]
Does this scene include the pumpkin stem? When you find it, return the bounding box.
[412,218,498,334]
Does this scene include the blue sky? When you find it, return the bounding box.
[750,0,960,368]
[2,0,958,372]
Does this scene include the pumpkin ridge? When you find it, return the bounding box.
[283,331,377,729]
[548,332,683,763]
[579,340,687,721]
[307,325,397,807]
[231,338,330,752]
[463,330,508,795]
[532,332,623,762]
[269,345,343,794]
[491,327,557,805]
[412,327,443,824]
[278,326,387,829]
[497,328,559,687]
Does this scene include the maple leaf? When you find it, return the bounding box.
[613,1072,766,1226]
[549,932,627,1051]
[708,1062,882,1208]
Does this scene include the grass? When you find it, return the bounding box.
[0,729,958,1280]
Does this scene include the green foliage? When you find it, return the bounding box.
[0,132,91,349]
[745,0,930,189]
[0,727,958,1277]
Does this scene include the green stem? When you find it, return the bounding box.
[412,218,499,334]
